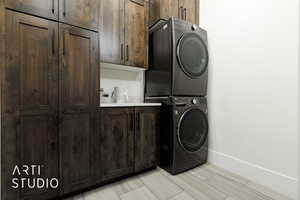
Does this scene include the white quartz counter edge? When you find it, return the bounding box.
[100,103,162,107]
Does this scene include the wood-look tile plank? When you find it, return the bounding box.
[178,173,227,200]
[158,168,217,200]
[170,192,196,200]
[247,182,293,200]
[207,175,272,200]
[84,186,120,200]
[188,165,215,180]
[120,186,159,200]
[72,194,85,200]
[63,165,290,200]
[140,170,182,200]
[113,176,145,196]
[64,198,74,200]
[204,164,250,185]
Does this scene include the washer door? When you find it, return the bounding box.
[177,32,209,78]
[178,108,208,152]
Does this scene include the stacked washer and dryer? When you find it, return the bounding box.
[145,17,209,175]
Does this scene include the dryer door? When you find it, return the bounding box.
[177,32,208,78]
[178,108,208,152]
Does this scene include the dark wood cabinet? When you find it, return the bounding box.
[3,10,59,200]
[134,107,160,172]
[125,0,148,68]
[100,0,149,68]
[99,106,160,181]
[5,0,99,31]
[59,23,99,194]
[179,0,199,24]
[5,0,59,20]
[100,108,135,181]
[100,0,125,64]
[149,0,199,25]
[1,1,161,199]
[59,0,99,31]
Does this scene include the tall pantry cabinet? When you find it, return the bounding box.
[0,0,100,199]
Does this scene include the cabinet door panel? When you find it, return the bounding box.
[160,0,179,19]
[3,11,59,200]
[101,108,134,181]
[135,107,160,172]
[60,114,93,192]
[179,0,199,24]
[125,0,148,68]
[5,0,58,20]
[59,0,99,31]
[59,24,99,193]
[100,0,125,64]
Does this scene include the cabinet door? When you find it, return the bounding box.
[160,0,179,19]
[179,0,199,24]
[3,11,59,200]
[135,107,160,172]
[59,24,99,194]
[125,0,148,68]
[5,0,58,20]
[149,0,179,26]
[100,108,134,181]
[100,0,125,64]
[59,0,99,31]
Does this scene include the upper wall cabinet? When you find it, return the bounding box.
[59,0,99,31]
[179,0,199,24]
[100,0,149,68]
[100,0,125,65]
[5,0,59,20]
[5,0,99,31]
[149,0,199,26]
[125,0,148,68]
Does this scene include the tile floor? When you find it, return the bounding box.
[65,164,292,200]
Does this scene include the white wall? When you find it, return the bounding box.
[200,0,299,199]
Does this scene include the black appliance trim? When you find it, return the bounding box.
[176,32,209,79]
[177,107,209,152]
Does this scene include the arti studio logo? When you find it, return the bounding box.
[11,165,59,189]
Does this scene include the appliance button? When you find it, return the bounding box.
[174,110,179,115]
[192,25,197,30]
[192,99,197,104]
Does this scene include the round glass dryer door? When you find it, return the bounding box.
[178,108,208,152]
[177,32,209,78]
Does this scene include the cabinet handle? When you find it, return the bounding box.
[63,0,66,17]
[52,29,55,55]
[126,45,129,61]
[52,0,55,14]
[121,44,124,60]
[63,31,66,55]
[184,8,187,20]
[180,6,184,19]
[130,113,134,131]
[137,113,140,131]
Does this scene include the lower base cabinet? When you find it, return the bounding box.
[100,108,135,181]
[99,106,160,181]
[134,107,160,172]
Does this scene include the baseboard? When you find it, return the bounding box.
[208,149,298,199]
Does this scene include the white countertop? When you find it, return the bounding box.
[100,103,162,107]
